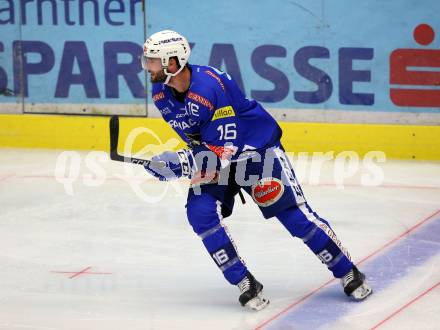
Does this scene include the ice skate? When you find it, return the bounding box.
[238,272,270,311]
[341,266,373,301]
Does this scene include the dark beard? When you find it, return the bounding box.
[150,70,167,83]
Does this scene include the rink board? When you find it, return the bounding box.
[0,114,439,160]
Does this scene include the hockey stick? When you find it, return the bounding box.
[109,115,165,168]
[109,115,245,202]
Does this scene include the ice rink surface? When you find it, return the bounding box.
[0,149,439,330]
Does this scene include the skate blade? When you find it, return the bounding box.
[351,283,373,301]
[245,293,270,311]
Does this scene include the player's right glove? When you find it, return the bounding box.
[144,149,195,181]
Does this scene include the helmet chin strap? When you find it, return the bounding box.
[163,65,185,85]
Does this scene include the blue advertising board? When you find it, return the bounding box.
[0,0,439,117]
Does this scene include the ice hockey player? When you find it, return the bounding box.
[141,30,372,311]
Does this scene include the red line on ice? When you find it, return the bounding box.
[255,208,440,330]
[0,173,15,183]
[370,280,440,329]
[69,266,92,279]
[51,266,112,279]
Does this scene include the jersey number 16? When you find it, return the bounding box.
[217,123,237,140]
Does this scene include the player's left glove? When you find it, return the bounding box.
[144,149,195,181]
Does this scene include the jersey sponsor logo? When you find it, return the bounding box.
[205,70,225,90]
[168,119,197,130]
[152,92,165,102]
[212,106,235,121]
[251,177,285,207]
[187,91,214,110]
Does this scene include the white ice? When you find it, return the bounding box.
[0,149,439,330]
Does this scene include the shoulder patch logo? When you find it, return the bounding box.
[205,70,225,90]
[152,92,165,102]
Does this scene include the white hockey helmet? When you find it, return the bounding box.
[142,30,191,84]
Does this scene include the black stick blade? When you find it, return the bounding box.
[108,115,162,168]
[109,115,122,161]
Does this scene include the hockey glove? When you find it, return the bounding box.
[144,149,195,181]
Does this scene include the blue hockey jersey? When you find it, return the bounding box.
[152,64,282,161]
